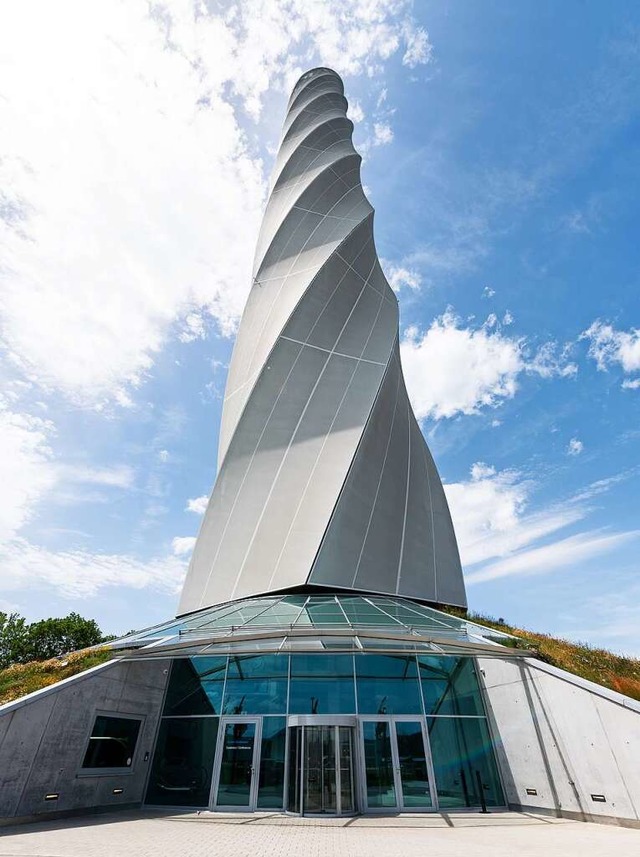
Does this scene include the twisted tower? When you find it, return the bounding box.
[178,68,466,615]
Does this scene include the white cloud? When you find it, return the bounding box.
[171,536,197,556]
[0,538,186,598]
[567,437,584,456]
[465,531,639,585]
[60,465,135,489]
[186,495,209,515]
[445,463,583,568]
[445,463,638,586]
[402,26,433,68]
[582,321,640,386]
[0,399,56,541]
[348,99,365,123]
[382,260,421,292]
[158,449,170,463]
[401,312,522,420]
[482,287,495,298]
[373,122,394,146]
[1,0,425,408]
[400,310,576,421]
[179,313,207,344]
[503,311,514,325]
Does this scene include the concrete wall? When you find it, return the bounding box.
[479,655,640,827]
[0,658,169,822]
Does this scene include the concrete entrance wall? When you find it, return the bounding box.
[0,658,169,822]
[479,656,640,827]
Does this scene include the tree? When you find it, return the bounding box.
[23,613,104,661]
[0,612,107,668]
[0,613,28,669]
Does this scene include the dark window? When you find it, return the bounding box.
[146,718,219,807]
[164,657,227,716]
[82,715,142,769]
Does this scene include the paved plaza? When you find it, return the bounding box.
[0,810,638,857]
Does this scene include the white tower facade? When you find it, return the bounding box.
[178,68,466,616]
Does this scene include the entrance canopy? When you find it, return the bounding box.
[110,594,530,659]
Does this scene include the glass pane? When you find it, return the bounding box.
[163,657,226,715]
[395,721,432,808]
[146,717,218,807]
[82,715,141,769]
[362,721,397,808]
[223,654,288,714]
[223,678,288,714]
[304,726,336,813]
[226,654,289,677]
[287,726,301,812]
[339,727,355,813]
[427,717,505,808]
[289,654,355,714]
[339,599,393,625]
[257,718,286,808]
[216,722,256,807]
[300,601,348,627]
[419,657,485,717]
[356,654,422,715]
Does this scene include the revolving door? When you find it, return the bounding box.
[286,718,356,815]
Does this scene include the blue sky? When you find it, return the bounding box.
[1,1,639,653]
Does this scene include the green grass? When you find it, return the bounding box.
[443,607,640,702]
[0,648,115,706]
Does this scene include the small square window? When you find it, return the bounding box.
[81,715,142,771]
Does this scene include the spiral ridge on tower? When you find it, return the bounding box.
[178,68,466,616]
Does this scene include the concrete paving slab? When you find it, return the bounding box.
[0,810,638,857]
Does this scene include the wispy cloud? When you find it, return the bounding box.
[567,437,584,456]
[446,464,638,586]
[466,531,638,585]
[581,320,640,387]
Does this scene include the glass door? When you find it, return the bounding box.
[361,717,434,811]
[304,725,336,813]
[212,718,261,810]
[286,724,356,815]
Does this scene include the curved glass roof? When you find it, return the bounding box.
[111,594,522,659]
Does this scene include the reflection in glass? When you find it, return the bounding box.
[356,655,422,714]
[146,717,218,807]
[163,657,226,716]
[257,717,286,808]
[217,721,256,807]
[395,721,432,807]
[427,716,504,808]
[362,721,397,808]
[419,656,485,717]
[223,655,288,714]
[289,654,355,714]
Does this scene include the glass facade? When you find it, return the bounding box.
[146,651,505,812]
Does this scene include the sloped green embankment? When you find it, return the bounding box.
[444,608,640,702]
[0,648,114,706]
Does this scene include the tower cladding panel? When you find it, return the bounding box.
[178,68,467,615]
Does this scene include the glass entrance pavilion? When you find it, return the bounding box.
[115,594,525,815]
